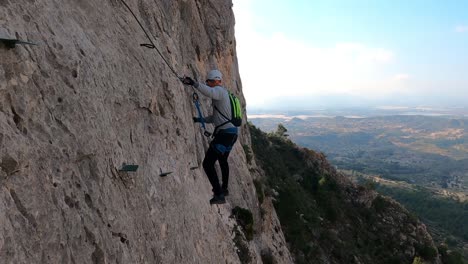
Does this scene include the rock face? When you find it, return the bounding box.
[0,0,292,263]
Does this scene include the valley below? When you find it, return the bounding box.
[250,108,468,260]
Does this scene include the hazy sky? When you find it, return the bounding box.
[232,0,468,109]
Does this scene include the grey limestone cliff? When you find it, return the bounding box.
[0,0,292,263]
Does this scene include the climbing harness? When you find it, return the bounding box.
[193,94,205,130]
[193,93,212,137]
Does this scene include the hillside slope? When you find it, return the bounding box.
[249,124,441,264]
[0,1,291,263]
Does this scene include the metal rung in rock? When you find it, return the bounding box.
[159,168,172,177]
[0,38,38,49]
[119,164,139,172]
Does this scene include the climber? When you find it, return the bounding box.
[182,70,239,205]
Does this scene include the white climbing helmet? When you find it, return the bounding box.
[207,69,222,81]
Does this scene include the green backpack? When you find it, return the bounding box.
[215,91,243,128]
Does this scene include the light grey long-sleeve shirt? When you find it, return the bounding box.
[194,82,236,131]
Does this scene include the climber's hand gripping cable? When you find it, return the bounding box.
[181,76,195,86]
[181,76,212,137]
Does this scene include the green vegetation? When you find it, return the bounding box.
[372,195,392,213]
[250,123,437,264]
[232,206,254,241]
[374,183,468,261]
[375,184,468,241]
[251,115,468,262]
[231,207,254,263]
[253,179,265,204]
[243,144,253,165]
[415,243,438,261]
[274,123,289,138]
[260,249,275,264]
[413,256,423,264]
[232,227,251,264]
[251,124,341,262]
[438,244,467,264]
[253,115,468,187]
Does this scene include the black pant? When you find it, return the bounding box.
[202,132,238,196]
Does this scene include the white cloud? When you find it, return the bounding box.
[394,74,410,80]
[233,0,399,107]
[455,25,468,33]
[334,43,394,64]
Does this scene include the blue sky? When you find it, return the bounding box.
[232,0,468,109]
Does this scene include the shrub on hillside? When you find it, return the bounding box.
[232,206,254,241]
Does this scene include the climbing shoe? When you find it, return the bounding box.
[209,194,226,205]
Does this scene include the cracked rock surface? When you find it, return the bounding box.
[0,0,292,263]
